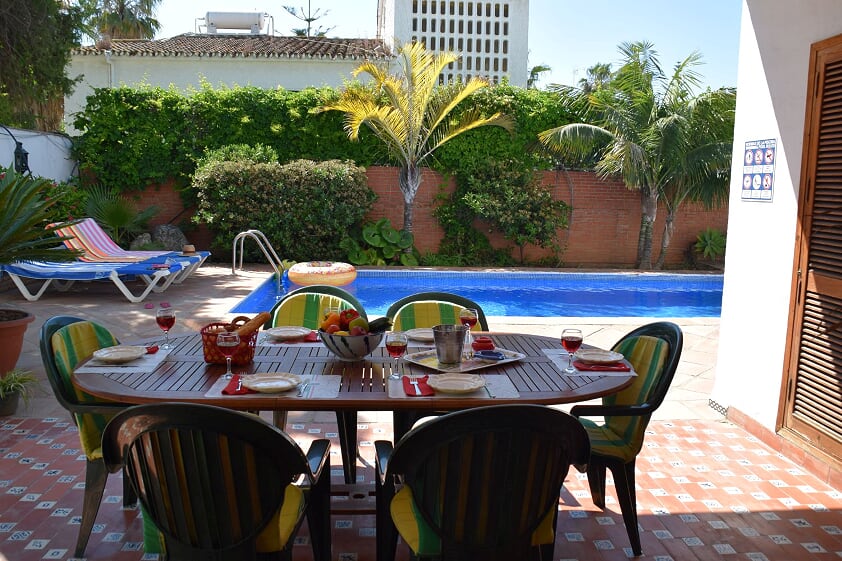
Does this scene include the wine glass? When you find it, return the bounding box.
[385,331,408,380]
[561,328,583,373]
[459,308,478,358]
[216,331,240,380]
[155,308,176,349]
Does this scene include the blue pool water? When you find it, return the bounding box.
[231,270,723,317]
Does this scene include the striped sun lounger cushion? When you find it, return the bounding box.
[51,218,173,262]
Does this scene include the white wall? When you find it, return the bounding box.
[0,127,75,182]
[65,54,367,134]
[712,0,842,431]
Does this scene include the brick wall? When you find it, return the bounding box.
[144,166,728,268]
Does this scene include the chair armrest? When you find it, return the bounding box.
[570,402,655,418]
[305,438,331,480]
[374,440,393,484]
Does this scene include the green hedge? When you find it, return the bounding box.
[193,158,376,260]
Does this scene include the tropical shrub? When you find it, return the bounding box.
[340,218,418,266]
[193,159,375,261]
[695,227,726,259]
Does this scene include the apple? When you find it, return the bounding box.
[327,324,341,334]
[350,325,367,336]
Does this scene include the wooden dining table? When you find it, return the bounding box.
[72,331,635,483]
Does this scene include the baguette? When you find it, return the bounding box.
[235,312,271,338]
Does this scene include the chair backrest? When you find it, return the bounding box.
[386,405,589,560]
[386,291,489,331]
[266,284,367,329]
[604,321,684,454]
[102,403,312,560]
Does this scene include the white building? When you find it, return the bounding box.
[377,0,529,86]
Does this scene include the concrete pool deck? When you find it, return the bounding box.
[4,264,722,422]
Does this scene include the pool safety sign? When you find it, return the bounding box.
[741,138,776,202]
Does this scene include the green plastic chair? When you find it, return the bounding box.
[265,284,366,484]
[375,405,590,561]
[38,315,137,558]
[386,291,489,332]
[570,321,684,556]
[102,402,331,561]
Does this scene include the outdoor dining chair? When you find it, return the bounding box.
[374,404,590,561]
[264,283,366,484]
[570,321,684,556]
[102,402,331,561]
[38,315,137,558]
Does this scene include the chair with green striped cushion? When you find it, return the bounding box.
[38,315,138,558]
[570,321,684,557]
[386,291,489,332]
[265,284,366,484]
[374,405,590,561]
[102,402,331,561]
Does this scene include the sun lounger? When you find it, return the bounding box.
[0,253,204,303]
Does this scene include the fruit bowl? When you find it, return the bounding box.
[318,330,385,361]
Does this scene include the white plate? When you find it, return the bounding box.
[92,346,147,364]
[405,328,434,343]
[265,326,312,341]
[240,373,303,393]
[426,374,486,394]
[575,349,625,364]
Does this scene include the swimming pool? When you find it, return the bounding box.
[231,270,723,317]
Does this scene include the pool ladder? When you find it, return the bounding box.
[231,229,285,295]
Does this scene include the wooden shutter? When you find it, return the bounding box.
[781,34,842,465]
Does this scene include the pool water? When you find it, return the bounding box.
[231,270,723,317]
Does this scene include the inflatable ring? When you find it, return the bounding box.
[287,261,357,287]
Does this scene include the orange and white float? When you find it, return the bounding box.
[287,261,357,286]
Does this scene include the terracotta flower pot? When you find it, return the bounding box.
[0,309,35,376]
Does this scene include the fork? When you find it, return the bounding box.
[409,378,421,395]
[484,382,496,399]
[297,380,310,397]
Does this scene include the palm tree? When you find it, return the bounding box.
[539,41,716,269]
[577,62,613,94]
[80,0,161,41]
[320,41,514,233]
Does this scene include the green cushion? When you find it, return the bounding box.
[392,301,471,331]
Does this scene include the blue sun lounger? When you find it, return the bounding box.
[0,251,210,303]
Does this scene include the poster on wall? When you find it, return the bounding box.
[741,138,776,202]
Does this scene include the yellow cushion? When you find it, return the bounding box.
[271,293,356,329]
[390,486,555,556]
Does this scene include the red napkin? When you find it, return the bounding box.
[284,331,320,344]
[573,360,631,372]
[402,375,434,396]
[222,374,255,395]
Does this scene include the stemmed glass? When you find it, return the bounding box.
[385,331,408,380]
[459,308,478,358]
[155,308,176,349]
[561,328,583,373]
[216,331,240,380]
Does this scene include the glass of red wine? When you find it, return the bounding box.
[385,331,408,380]
[459,308,478,358]
[216,331,240,380]
[561,328,583,373]
[155,308,176,349]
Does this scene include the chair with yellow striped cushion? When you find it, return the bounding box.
[570,321,683,557]
[102,402,331,561]
[374,405,590,561]
[386,291,489,332]
[265,284,366,485]
[38,315,137,558]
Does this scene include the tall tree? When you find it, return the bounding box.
[577,62,613,94]
[284,1,334,37]
[539,41,717,269]
[320,41,514,234]
[0,0,84,130]
[79,0,161,41]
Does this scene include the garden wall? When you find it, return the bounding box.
[141,166,728,268]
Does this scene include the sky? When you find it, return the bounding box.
[154,0,743,91]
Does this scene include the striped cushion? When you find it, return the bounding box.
[50,321,120,458]
[143,485,304,554]
[51,218,169,262]
[579,335,669,462]
[391,301,480,331]
[271,293,357,329]
[390,486,556,555]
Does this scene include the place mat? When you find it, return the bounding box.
[206,374,340,399]
[403,347,525,373]
[256,331,323,347]
[388,374,518,399]
[541,348,635,377]
[75,348,171,374]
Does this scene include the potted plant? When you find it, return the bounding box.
[0,368,38,416]
[0,167,80,375]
